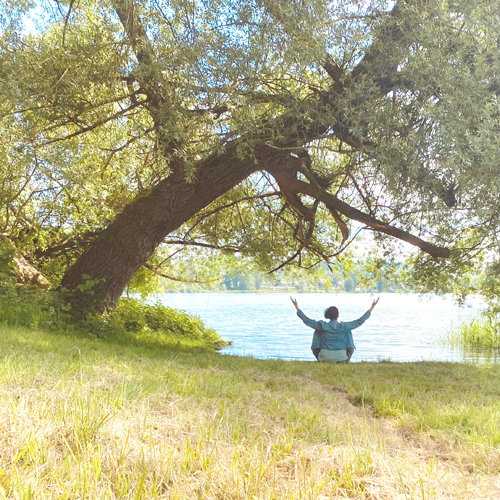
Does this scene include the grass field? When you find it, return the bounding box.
[0,324,498,499]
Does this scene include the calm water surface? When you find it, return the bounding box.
[158,292,493,363]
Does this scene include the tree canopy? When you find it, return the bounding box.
[1,0,500,311]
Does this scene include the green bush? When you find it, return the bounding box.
[0,267,224,348]
[112,298,221,342]
[0,279,70,330]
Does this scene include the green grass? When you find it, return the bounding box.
[440,315,500,352]
[0,280,227,351]
[0,324,498,499]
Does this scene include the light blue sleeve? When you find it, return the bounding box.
[339,310,371,331]
[297,309,323,330]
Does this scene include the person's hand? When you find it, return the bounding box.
[369,297,380,312]
[290,296,299,310]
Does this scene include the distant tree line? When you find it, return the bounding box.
[148,259,414,294]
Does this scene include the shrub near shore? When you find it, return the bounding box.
[0,277,226,350]
[0,318,498,499]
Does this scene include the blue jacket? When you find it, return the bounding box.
[297,309,371,351]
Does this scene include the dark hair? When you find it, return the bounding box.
[324,306,339,320]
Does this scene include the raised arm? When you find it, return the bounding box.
[340,298,379,331]
[369,298,380,312]
[290,296,323,330]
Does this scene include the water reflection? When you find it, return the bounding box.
[459,346,500,363]
[158,292,497,363]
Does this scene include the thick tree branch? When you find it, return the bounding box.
[111,0,155,67]
[112,0,186,170]
[326,206,350,245]
[268,165,450,260]
[271,165,316,222]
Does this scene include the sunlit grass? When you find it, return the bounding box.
[440,315,500,352]
[0,324,498,499]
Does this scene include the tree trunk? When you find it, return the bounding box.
[60,145,284,314]
[60,0,452,315]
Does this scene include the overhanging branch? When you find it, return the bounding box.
[163,239,241,253]
[268,165,450,260]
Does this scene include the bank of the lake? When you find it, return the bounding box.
[0,324,498,499]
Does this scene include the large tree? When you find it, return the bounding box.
[1,0,500,312]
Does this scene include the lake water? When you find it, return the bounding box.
[158,292,495,363]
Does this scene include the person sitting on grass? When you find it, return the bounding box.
[290,296,379,363]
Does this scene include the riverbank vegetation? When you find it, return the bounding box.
[441,315,500,352]
[0,276,226,351]
[0,321,498,499]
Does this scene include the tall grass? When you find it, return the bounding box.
[442,314,500,351]
[0,277,226,350]
[0,323,498,499]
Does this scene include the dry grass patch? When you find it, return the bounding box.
[0,326,498,499]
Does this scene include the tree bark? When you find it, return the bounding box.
[60,144,285,313]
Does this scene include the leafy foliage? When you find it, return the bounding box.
[0,0,500,308]
[0,259,223,346]
[111,297,222,342]
[0,278,70,330]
